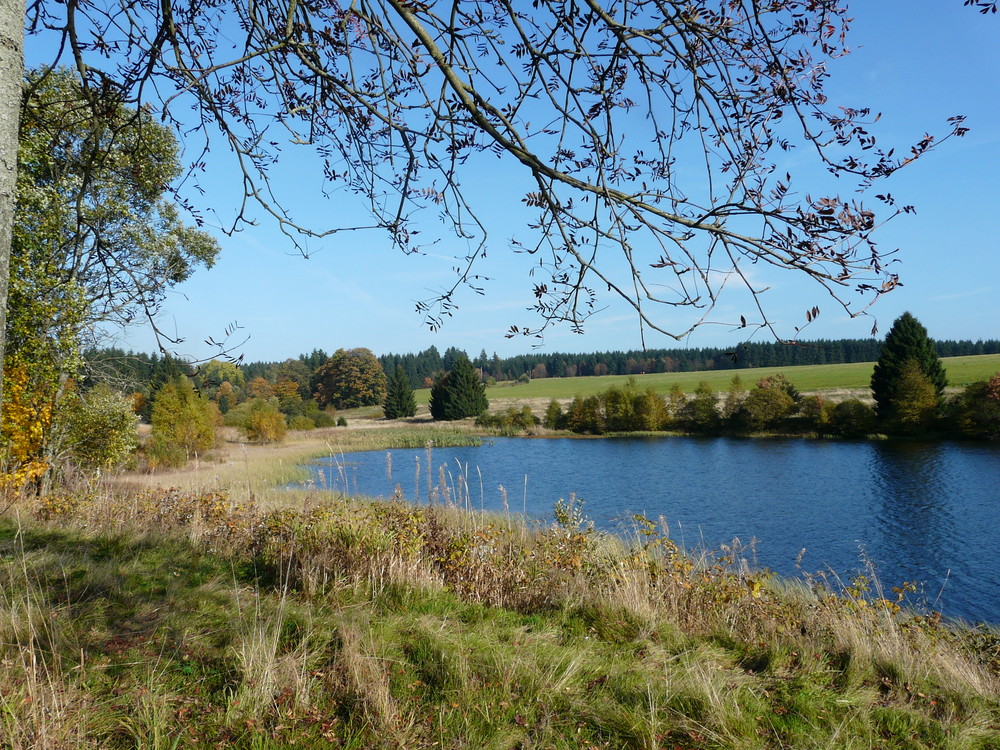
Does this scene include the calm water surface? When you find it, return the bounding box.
[307,437,1000,624]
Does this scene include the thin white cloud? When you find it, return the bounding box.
[931,287,992,302]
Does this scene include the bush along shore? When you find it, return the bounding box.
[2,483,999,749]
[489,370,1000,441]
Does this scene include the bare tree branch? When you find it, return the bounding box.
[26,0,970,342]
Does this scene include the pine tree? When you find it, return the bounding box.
[383,366,417,420]
[429,354,488,421]
[871,312,947,421]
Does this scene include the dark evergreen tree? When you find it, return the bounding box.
[383,366,417,420]
[429,354,488,421]
[871,312,947,421]
[442,346,466,372]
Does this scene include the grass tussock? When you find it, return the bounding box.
[1,481,998,749]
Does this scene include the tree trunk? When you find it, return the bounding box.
[0,0,22,428]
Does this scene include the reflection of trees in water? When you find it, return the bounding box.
[867,441,961,605]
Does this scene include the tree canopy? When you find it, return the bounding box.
[13,69,219,356]
[870,312,947,421]
[19,1,970,346]
[313,348,387,410]
[383,366,417,420]
[429,354,488,421]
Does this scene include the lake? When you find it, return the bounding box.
[306,436,1000,624]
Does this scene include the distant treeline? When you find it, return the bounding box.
[85,338,1000,394]
[378,339,1000,389]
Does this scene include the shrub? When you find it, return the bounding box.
[683,381,719,432]
[638,387,667,431]
[57,384,138,472]
[288,415,316,431]
[946,373,1000,439]
[721,374,747,422]
[566,396,604,434]
[798,395,827,431]
[543,399,565,429]
[737,387,795,432]
[827,399,877,438]
[336,416,348,427]
[665,384,687,426]
[601,385,635,431]
[147,376,218,467]
[476,406,539,434]
[313,411,337,428]
[0,359,55,488]
[755,373,801,404]
[241,398,287,443]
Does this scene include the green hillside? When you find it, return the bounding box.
[413,353,1000,404]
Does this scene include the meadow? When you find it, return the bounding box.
[408,353,1000,405]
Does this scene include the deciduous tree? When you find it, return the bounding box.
[2,68,216,476]
[56,384,138,473]
[314,348,387,410]
[684,382,719,432]
[147,375,218,467]
[14,69,218,352]
[240,398,286,443]
[888,359,939,433]
[948,372,1000,440]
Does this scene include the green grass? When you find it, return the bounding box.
[3,488,999,749]
[410,353,1000,403]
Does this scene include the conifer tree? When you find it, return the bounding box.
[871,312,947,421]
[383,366,417,420]
[429,354,488,421]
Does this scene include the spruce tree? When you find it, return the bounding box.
[383,366,417,420]
[429,354,488,420]
[871,312,947,421]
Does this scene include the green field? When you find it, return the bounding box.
[412,353,1000,404]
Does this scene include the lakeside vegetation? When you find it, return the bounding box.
[464,354,1000,405]
[3,447,1000,748]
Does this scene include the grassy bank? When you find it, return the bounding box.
[7,414,1000,748]
[408,354,1000,404]
[122,425,482,501]
[1,483,998,749]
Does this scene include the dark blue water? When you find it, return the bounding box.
[307,437,1000,624]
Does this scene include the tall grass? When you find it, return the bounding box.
[2,481,998,748]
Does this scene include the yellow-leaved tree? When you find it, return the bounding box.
[1,69,218,487]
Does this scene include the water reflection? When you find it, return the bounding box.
[867,441,962,610]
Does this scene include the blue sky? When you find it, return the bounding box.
[28,3,1000,363]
